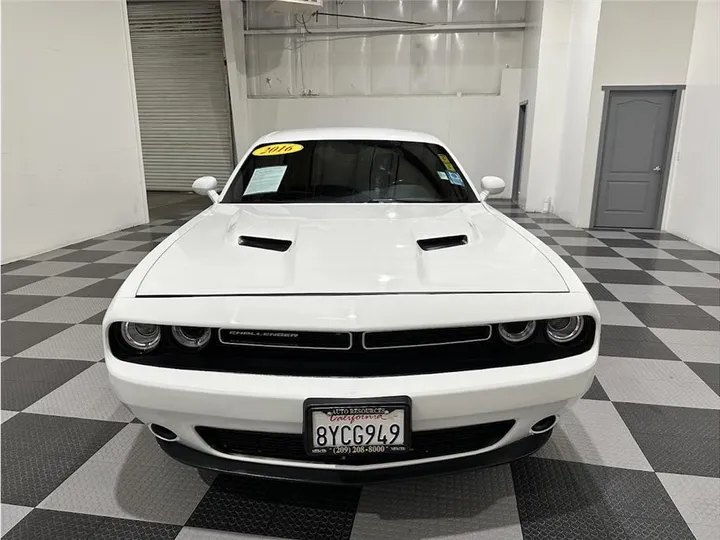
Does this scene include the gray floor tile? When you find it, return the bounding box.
[604,284,693,305]
[1,413,124,506]
[39,425,213,525]
[645,239,702,250]
[687,259,720,274]
[564,246,620,258]
[595,301,644,326]
[350,466,523,540]
[27,363,134,422]
[600,238,655,249]
[573,256,640,270]
[511,458,694,540]
[1,294,54,320]
[53,250,116,263]
[111,268,134,280]
[554,237,606,247]
[1,504,32,537]
[0,321,71,357]
[16,324,104,361]
[649,270,720,288]
[588,230,638,239]
[549,245,569,255]
[85,240,148,252]
[4,261,85,277]
[26,248,76,261]
[613,247,675,259]
[701,305,720,320]
[1,357,92,410]
[650,329,720,364]
[631,231,682,241]
[615,403,719,477]
[176,529,280,540]
[2,410,19,423]
[5,276,101,297]
[95,251,148,264]
[595,356,720,409]
[572,268,598,283]
[535,400,651,470]
[2,509,181,540]
[11,297,110,324]
[658,473,720,538]
[60,262,135,279]
[665,249,720,262]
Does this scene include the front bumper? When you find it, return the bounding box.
[157,430,552,484]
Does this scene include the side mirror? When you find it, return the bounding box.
[477,176,506,202]
[192,176,219,203]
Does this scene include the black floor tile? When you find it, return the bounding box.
[582,378,610,401]
[561,256,581,268]
[1,260,37,273]
[564,246,621,258]
[512,458,694,540]
[687,362,720,397]
[120,232,169,242]
[65,239,103,250]
[61,263,134,279]
[628,258,699,272]
[584,283,618,302]
[521,222,542,230]
[0,321,72,356]
[69,279,124,298]
[672,286,720,307]
[187,475,361,539]
[539,237,558,245]
[81,311,107,324]
[1,357,92,410]
[665,249,720,262]
[2,509,180,540]
[1,275,44,294]
[130,242,159,253]
[1,413,124,506]
[549,230,593,238]
[624,303,720,331]
[1,294,54,320]
[53,250,116,263]
[533,217,568,224]
[599,326,680,361]
[587,269,662,285]
[615,403,720,477]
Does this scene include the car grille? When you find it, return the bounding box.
[195,421,515,465]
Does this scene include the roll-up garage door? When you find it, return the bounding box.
[127,1,234,191]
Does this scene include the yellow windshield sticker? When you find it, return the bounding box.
[253,143,304,157]
[438,154,456,172]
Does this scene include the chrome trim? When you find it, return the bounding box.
[218,329,354,351]
[361,325,493,350]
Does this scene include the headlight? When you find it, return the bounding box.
[171,326,211,349]
[120,322,161,352]
[498,321,536,344]
[546,316,584,344]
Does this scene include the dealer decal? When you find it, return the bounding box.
[438,154,456,172]
[253,143,304,157]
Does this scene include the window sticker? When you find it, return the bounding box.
[438,154,456,172]
[244,166,287,196]
[253,143,304,157]
[437,171,449,180]
[448,172,464,186]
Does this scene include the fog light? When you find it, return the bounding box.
[121,322,161,352]
[171,326,211,349]
[546,316,584,344]
[498,321,536,344]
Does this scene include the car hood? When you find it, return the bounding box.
[136,204,568,296]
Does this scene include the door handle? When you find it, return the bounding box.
[653,166,662,172]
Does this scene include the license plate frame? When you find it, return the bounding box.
[303,396,412,456]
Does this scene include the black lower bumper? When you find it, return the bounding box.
[157,430,552,484]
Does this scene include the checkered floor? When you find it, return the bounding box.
[2,196,719,539]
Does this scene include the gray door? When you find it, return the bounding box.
[593,90,674,229]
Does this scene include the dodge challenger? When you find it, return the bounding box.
[104,127,600,483]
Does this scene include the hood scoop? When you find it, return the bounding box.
[238,235,292,253]
[417,234,468,252]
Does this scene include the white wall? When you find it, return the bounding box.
[663,0,720,253]
[574,0,698,227]
[552,0,602,222]
[1,0,147,263]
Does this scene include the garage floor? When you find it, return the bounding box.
[2,197,718,539]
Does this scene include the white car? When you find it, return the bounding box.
[104,128,599,483]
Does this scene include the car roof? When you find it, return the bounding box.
[258,127,445,146]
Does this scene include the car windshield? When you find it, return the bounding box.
[221,139,477,204]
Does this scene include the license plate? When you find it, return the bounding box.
[303,397,411,456]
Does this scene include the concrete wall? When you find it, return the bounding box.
[663,0,720,252]
[1,0,148,263]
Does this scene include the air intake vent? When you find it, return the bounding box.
[238,236,292,252]
[417,235,468,251]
